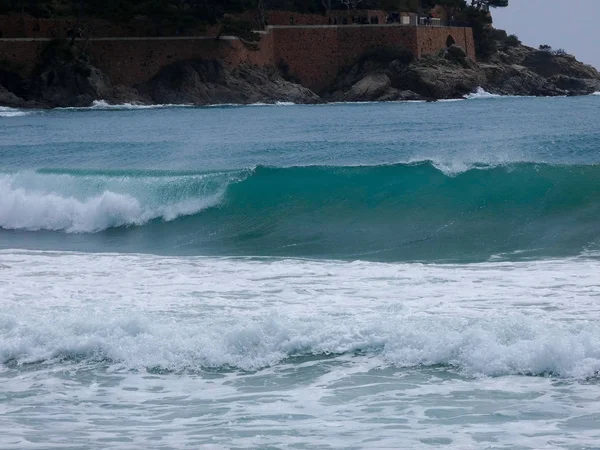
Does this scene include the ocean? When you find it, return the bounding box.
[1,95,600,449]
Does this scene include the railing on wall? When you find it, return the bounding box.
[408,16,467,28]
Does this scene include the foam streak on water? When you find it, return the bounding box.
[0,106,29,118]
[2,251,600,448]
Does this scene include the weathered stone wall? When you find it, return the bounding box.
[0,13,475,93]
[0,39,47,75]
[272,25,420,91]
[272,25,472,92]
[417,26,475,61]
[271,27,340,91]
[87,36,274,86]
[0,35,275,86]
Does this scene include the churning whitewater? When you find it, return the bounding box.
[2,251,600,378]
[2,97,600,449]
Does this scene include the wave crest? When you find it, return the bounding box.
[0,172,226,232]
[3,309,600,378]
[2,163,600,261]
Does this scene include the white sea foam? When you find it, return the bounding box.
[591,91,600,96]
[4,302,600,378]
[1,252,600,379]
[0,173,224,232]
[3,252,600,448]
[465,87,503,99]
[58,100,193,110]
[89,100,193,110]
[0,106,29,117]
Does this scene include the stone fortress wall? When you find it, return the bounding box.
[0,12,475,93]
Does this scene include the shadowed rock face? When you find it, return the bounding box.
[325,43,600,101]
[1,37,599,108]
[31,59,113,107]
[136,60,320,105]
[0,52,320,108]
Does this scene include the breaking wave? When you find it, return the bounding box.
[465,87,503,99]
[0,170,236,232]
[1,162,600,261]
[2,306,600,378]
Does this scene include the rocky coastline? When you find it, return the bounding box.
[1,38,600,109]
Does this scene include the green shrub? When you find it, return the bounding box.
[504,34,521,47]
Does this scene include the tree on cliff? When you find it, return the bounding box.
[217,17,260,48]
[340,0,363,9]
[470,0,508,9]
[457,1,508,59]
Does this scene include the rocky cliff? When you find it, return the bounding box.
[326,42,600,102]
[0,40,320,108]
[1,37,599,109]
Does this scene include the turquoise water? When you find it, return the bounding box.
[1,97,600,449]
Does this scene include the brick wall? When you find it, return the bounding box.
[0,39,47,75]
[88,36,274,86]
[0,14,475,93]
[273,25,451,92]
[416,26,476,60]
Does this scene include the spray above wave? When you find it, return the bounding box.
[1,162,600,261]
[465,87,504,100]
[0,170,239,232]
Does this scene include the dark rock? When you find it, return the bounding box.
[378,89,423,102]
[0,84,26,108]
[326,72,423,102]
[2,37,600,109]
[327,46,483,101]
[395,56,484,100]
[548,75,600,95]
[0,83,48,109]
[480,63,566,97]
[521,50,600,79]
[326,41,600,102]
[333,73,389,101]
[31,59,113,108]
[106,85,152,105]
[0,67,30,99]
[445,45,467,61]
[138,60,319,105]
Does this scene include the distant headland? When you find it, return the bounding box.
[1,0,599,108]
